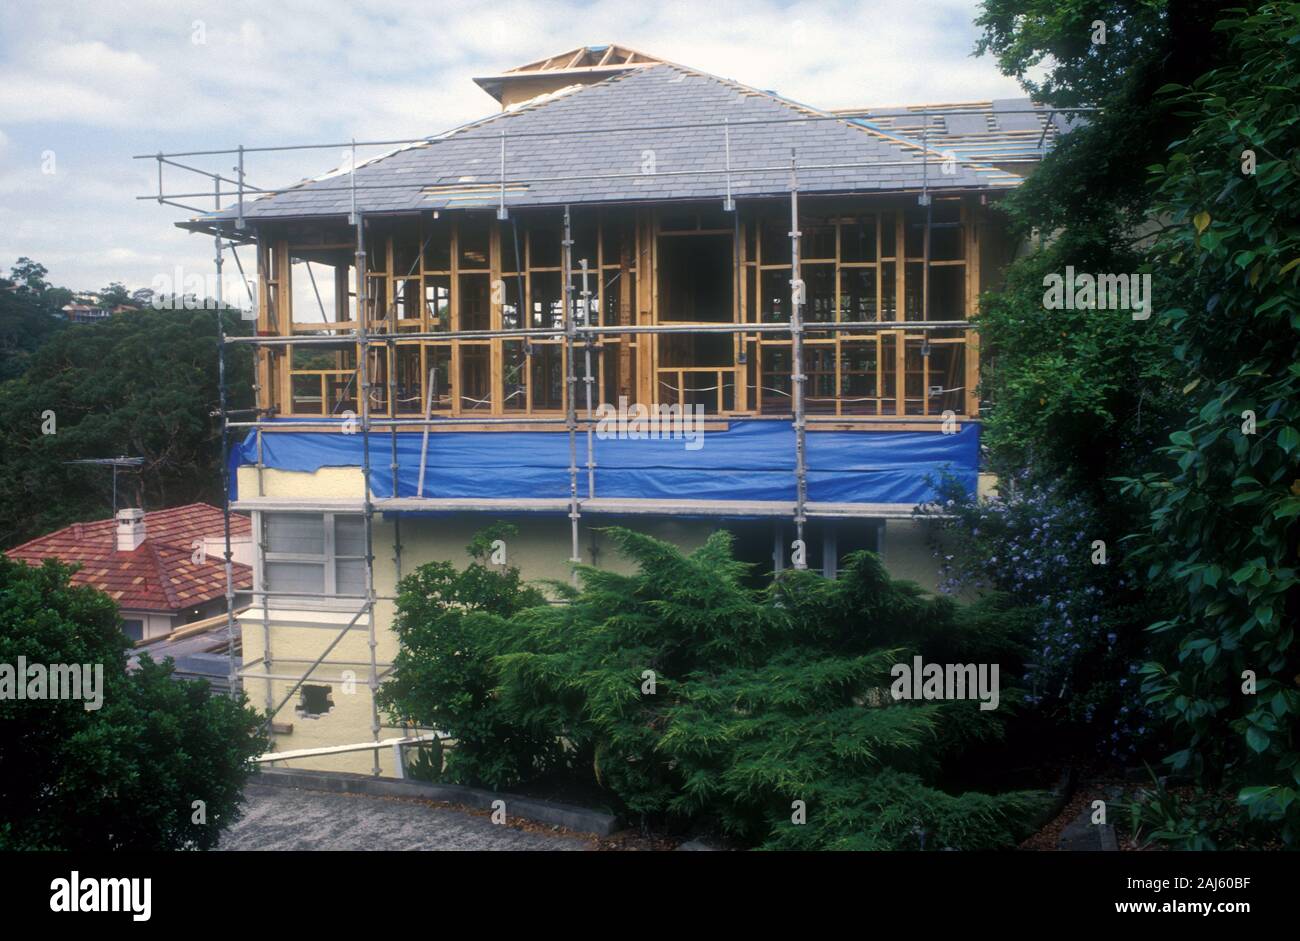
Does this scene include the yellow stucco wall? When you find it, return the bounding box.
[238,465,364,499]
[879,519,942,594]
[238,465,943,775]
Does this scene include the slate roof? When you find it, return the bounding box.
[187,63,1020,231]
[843,99,1086,166]
[6,503,251,613]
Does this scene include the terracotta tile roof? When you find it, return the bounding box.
[5,503,252,613]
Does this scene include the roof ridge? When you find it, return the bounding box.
[147,501,206,514]
[658,62,827,120]
[5,502,238,557]
[146,540,183,610]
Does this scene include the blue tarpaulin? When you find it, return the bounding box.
[230,419,978,508]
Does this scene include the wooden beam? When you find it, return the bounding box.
[737,218,749,413]
[275,239,293,415]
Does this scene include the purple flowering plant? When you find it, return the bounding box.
[917,472,1158,760]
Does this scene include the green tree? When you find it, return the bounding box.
[98,281,132,307]
[1118,4,1300,847]
[938,0,1264,774]
[0,283,67,382]
[0,305,252,546]
[9,257,50,294]
[972,0,1231,485]
[0,556,266,850]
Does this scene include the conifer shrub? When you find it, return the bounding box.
[381,527,1049,849]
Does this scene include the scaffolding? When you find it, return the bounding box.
[138,103,1074,775]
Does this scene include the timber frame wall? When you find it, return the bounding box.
[253,195,987,427]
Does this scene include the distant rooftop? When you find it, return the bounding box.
[6,503,251,613]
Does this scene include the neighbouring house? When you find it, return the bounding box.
[168,44,1075,775]
[61,303,113,323]
[59,301,137,323]
[6,503,253,642]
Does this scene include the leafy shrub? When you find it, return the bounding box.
[1118,772,1250,852]
[974,239,1179,487]
[376,523,557,789]
[1117,4,1300,847]
[0,556,266,850]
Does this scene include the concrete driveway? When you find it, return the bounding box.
[219,784,590,851]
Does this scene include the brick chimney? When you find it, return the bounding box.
[115,508,146,552]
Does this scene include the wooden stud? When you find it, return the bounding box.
[736,217,749,413]
[489,221,503,417]
[965,198,981,418]
[449,219,461,416]
[636,209,654,407]
[275,239,293,415]
[619,227,633,401]
[834,218,842,417]
[894,211,906,329]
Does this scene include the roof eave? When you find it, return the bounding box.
[176,181,1020,232]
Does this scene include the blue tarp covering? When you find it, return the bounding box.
[230,419,978,508]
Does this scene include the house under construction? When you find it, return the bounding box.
[144,44,1078,775]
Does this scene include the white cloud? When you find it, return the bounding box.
[38,40,159,79]
[0,0,1029,291]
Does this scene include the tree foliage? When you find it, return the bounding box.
[973,0,1300,848]
[0,555,266,850]
[1117,3,1300,847]
[382,528,1047,850]
[376,523,555,788]
[0,260,68,382]
[971,0,1232,484]
[0,304,252,546]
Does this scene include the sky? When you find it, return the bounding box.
[0,0,1027,296]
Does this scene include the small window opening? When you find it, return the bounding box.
[298,684,335,719]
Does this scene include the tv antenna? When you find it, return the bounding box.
[63,456,145,515]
